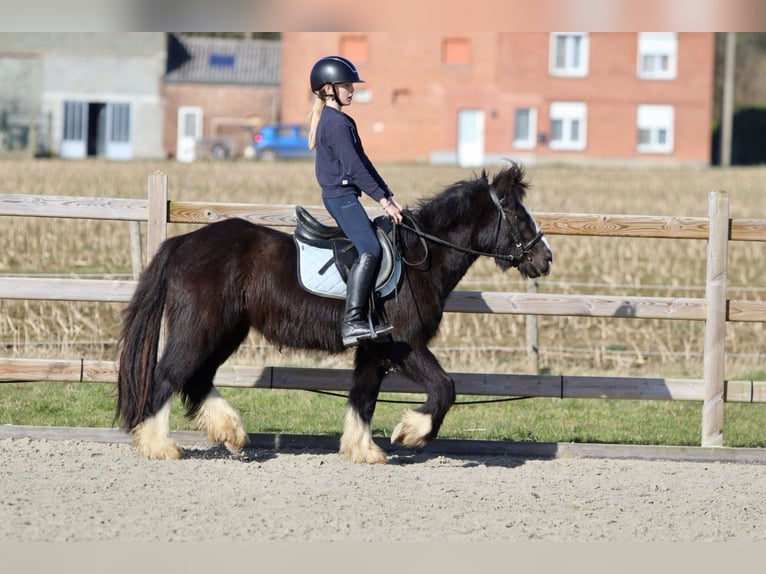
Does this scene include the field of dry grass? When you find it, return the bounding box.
[2,158,766,383]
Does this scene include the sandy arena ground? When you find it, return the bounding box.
[1,430,765,543]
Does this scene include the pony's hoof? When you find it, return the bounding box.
[390,410,433,448]
[195,389,250,453]
[224,437,249,455]
[339,406,388,463]
[210,427,250,454]
[339,443,388,464]
[134,438,183,460]
[131,422,184,460]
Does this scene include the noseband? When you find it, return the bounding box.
[398,185,545,265]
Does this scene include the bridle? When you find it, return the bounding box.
[396,185,545,267]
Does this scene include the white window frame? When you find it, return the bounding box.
[549,33,589,77]
[636,104,674,154]
[549,102,587,151]
[513,107,537,150]
[637,32,678,80]
[105,102,131,160]
[61,100,87,159]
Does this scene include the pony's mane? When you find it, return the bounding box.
[412,162,528,231]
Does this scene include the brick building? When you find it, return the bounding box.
[280,33,715,166]
[164,34,281,161]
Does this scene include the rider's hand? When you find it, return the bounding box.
[380,197,403,224]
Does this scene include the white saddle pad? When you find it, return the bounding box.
[295,238,401,300]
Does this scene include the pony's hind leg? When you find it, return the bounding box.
[340,349,389,464]
[132,400,182,460]
[181,324,251,453]
[193,387,249,453]
[130,355,189,459]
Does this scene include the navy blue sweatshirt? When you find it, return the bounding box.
[315,106,393,202]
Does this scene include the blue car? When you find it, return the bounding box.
[250,123,315,161]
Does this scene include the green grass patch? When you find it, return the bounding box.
[2,382,766,448]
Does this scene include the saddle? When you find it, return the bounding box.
[293,206,401,300]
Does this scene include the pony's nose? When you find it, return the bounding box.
[542,253,553,274]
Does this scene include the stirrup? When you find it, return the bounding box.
[341,320,374,347]
[368,314,393,340]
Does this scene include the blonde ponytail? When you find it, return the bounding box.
[307,96,325,150]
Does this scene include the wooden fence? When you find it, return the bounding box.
[2,171,766,448]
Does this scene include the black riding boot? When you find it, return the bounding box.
[341,253,393,346]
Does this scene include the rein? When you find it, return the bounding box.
[396,185,544,266]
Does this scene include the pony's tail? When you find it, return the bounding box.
[115,240,175,431]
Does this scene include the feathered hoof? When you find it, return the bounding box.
[132,433,184,460]
[209,427,250,454]
[390,410,433,448]
[339,406,388,464]
[339,439,388,464]
[195,389,250,454]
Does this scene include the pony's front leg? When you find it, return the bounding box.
[340,406,387,464]
[132,400,183,460]
[339,349,388,464]
[390,346,456,448]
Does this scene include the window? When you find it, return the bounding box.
[638,33,677,80]
[182,111,198,138]
[108,103,130,144]
[550,33,589,77]
[442,37,471,64]
[63,101,85,141]
[513,107,537,149]
[341,35,368,63]
[636,104,674,153]
[549,102,587,151]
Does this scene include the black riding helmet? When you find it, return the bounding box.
[310,56,364,95]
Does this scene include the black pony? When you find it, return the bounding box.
[116,162,553,463]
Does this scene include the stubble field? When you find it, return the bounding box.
[1,158,766,445]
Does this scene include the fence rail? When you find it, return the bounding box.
[2,171,766,448]
[3,357,765,404]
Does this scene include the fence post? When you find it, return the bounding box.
[146,171,168,263]
[701,190,729,447]
[129,221,143,279]
[526,279,540,373]
[146,171,169,355]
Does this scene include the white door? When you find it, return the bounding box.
[176,106,203,163]
[457,109,485,167]
[105,102,132,160]
[60,101,87,159]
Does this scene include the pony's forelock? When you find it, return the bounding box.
[491,161,529,203]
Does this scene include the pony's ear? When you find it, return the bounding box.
[491,162,528,200]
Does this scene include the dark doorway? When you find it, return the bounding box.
[711,107,766,165]
[87,102,106,157]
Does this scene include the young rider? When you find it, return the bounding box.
[307,55,404,347]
